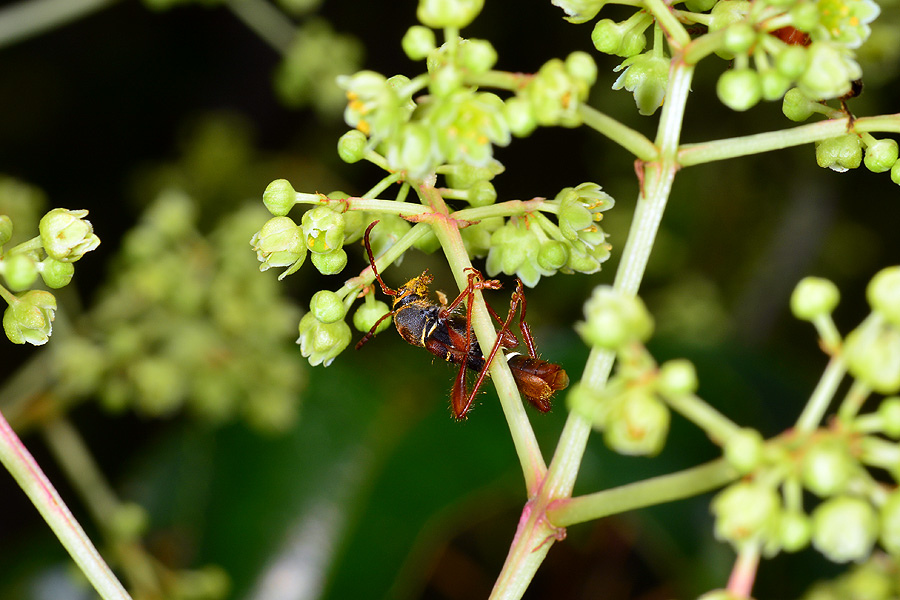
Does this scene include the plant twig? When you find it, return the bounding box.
[0,408,131,600]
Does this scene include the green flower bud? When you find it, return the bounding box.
[779,510,812,552]
[723,428,765,474]
[776,46,809,81]
[459,38,497,74]
[310,290,346,323]
[401,25,436,61]
[712,480,781,548]
[3,289,56,345]
[845,316,900,394]
[879,396,900,438]
[39,208,101,262]
[467,180,496,207]
[723,22,757,55]
[604,390,670,455]
[537,240,568,271]
[311,248,348,275]
[250,216,306,273]
[864,139,899,173]
[460,216,502,257]
[789,3,819,31]
[297,312,351,367]
[566,382,603,424]
[867,267,900,327]
[760,69,791,101]
[338,130,369,164]
[412,228,441,253]
[802,438,855,497]
[791,276,840,320]
[53,337,106,398]
[551,0,606,23]
[575,285,654,350]
[684,0,715,10]
[340,205,369,244]
[385,122,436,178]
[429,63,464,97]
[525,59,587,127]
[717,68,762,111]
[485,219,531,274]
[302,206,345,253]
[504,96,537,137]
[565,51,598,86]
[417,0,484,29]
[782,87,819,122]
[366,215,411,261]
[816,134,862,172]
[658,359,699,396]
[798,42,862,100]
[444,161,500,189]
[2,253,38,291]
[0,215,12,246]
[353,299,392,334]
[707,1,750,34]
[811,496,877,562]
[591,18,647,58]
[892,159,900,186]
[130,357,186,416]
[880,490,900,554]
[612,53,670,116]
[262,179,297,217]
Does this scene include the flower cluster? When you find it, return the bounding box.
[55,192,304,431]
[483,183,614,287]
[568,286,670,455]
[706,0,879,110]
[708,268,900,562]
[0,178,100,346]
[337,12,597,178]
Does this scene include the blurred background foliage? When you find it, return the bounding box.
[0,0,899,599]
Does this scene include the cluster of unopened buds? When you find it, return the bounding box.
[0,207,100,345]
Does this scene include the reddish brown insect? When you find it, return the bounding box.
[356,221,569,419]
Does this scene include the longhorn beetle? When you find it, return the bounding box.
[355,221,569,419]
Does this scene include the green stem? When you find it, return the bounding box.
[642,0,691,49]
[837,378,872,423]
[419,185,548,493]
[795,355,847,433]
[0,282,17,306]
[224,0,296,54]
[852,113,900,135]
[678,118,851,167]
[547,459,736,526]
[42,417,162,597]
[578,103,658,161]
[0,0,115,50]
[0,409,131,600]
[490,59,695,600]
[663,392,741,444]
[294,193,430,217]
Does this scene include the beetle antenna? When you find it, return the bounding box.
[363,220,398,297]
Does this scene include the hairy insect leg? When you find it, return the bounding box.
[513,279,539,358]
[460,283,525,414]
[441,267,502,316]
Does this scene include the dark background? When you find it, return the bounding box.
[0,0,898,598]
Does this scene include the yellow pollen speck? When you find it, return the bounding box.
[477,134,488,144]
[850,16,859,25]
[358,120,371,136]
